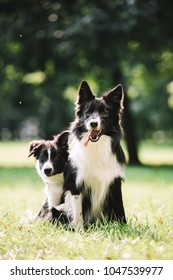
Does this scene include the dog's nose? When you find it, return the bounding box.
[90,122,98,129]
[44,168,52,176]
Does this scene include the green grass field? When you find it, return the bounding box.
[0,141,173,260]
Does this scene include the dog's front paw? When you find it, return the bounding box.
[70,215,84,232]
[69,222,84,232]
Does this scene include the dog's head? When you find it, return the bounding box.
[29,131,69,177]
[75,80,124,146]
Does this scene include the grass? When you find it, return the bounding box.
[0,140,173,260]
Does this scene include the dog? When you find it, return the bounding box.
[29,131,71,223]
[59,80,126,227]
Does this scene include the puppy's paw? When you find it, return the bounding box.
[54,203,66,212]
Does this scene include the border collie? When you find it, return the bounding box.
[29,131,70,222]
[61,81,126,227]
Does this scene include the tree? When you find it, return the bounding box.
[60,0,173,163]
[0,0,173,164]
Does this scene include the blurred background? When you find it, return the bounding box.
[0,0,173,165]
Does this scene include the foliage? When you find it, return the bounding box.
[0,0,173,162]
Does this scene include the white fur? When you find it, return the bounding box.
[71,194,83,227]
[56,192,83,228]
[36,160,64,209]
[69,133,125,220]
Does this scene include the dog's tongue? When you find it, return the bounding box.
[84,130,100,147]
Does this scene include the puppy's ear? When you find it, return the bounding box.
[54,131,69,151]
[28,140,44,158]
[104,84,124,111]
[77,80,95,104]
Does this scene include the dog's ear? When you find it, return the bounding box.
[77,80,95,104]
[54,131,69,151]
[104,84,124,111]
[28,140,44,158]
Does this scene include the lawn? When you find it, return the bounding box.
[0,141,173,260]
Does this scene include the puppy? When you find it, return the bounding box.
[60,81,126,227]
[29,131,70,222]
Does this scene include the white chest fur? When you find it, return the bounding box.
[69,134,125,217]
[36,160,64,209]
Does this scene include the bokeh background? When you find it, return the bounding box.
[0,0,173,165]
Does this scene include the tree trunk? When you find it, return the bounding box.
[123,94,141,165]
[111,69,141,165]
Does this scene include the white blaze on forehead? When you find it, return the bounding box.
[48,148,51,160]
[42,148,53,171]
[86,113,101,130]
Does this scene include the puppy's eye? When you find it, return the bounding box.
[55,154,60,160]
[85,111,91,118]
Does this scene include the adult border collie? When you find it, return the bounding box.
[61,81,126,227]
[29,131,70,223]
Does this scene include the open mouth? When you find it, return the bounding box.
[84,129,102,147]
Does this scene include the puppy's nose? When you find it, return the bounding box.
[44,168,52,176]
[90,122,98,129]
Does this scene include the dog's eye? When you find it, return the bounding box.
[55,154,60,160]
[85,111,91,118]
[101,110,109,117]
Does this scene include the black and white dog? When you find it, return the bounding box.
[59,81,126,227]
[29,131,71,222]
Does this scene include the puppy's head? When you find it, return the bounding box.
[75,80,124,146]
[29,131,69,177]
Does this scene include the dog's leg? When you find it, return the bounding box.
[71,193,84,228]
[45,184,62,209]
[63,163,84,229]
[104,178,126,223]
[55,191,72,218]
[56,193,84,229]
